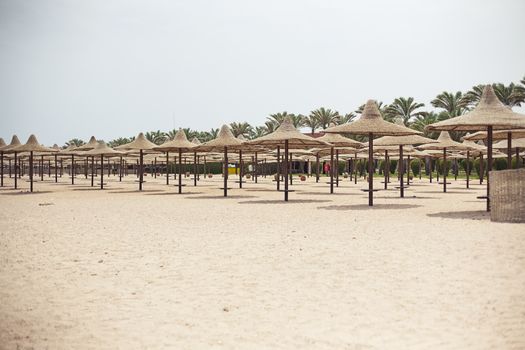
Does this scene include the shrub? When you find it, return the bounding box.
[389,160,398,174]
[410,159,420,176]
[436,159,452,176]
[493,158,507,170]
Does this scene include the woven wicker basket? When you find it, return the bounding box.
[490,169,525,223]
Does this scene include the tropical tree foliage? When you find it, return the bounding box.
[229,122,253,138]
[384,97,426,125]
[65,138,85,147]
[431,91,468,118]
[309,107,340,129]
[462,82,525,107]
[145,130,167,145]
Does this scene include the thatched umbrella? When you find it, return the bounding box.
[117,133,158,191]
[316,133,362,193]
[463,129,525,169]
[246,116,329,201]
[12,135,57,192]
[1,135,22,189]
[324,100,419,206]
[195,125,244,197]
[427,85,525,210]
[191,137,202,184]
[0,138,5,187]
[419,131,470,193]
[493,137,525,169]
[153,129,196,194]
[82,141,123,189]
[58,145,79,184]
[373,134,437,197]
[460,138,487,188]
[73,136,99,184]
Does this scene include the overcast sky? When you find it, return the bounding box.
[1,0,524,145]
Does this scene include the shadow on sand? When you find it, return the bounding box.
[238,199,332,204]
[107,189,164,194]
[295,191,360,196]
[0,190,53,195]
[185,195,257,200]
[144,191,205,196]
[426,210,489,220]
[318,203,421,211]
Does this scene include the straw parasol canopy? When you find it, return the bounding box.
[324,100,420,136]
[116,132,158,191]
[323,100,420,206]
[418,131,471,193]
[493,138,525,149]
[12,135,57,192]
[426,85,525,211]
[74,136,99,151]
[0,138,5,148]
[247,117,330,201]
[153,129,196,193]
[191,137,202,145]
[462,129,525,141]
[1,135,23,189]
[195,125,245,197]
[82,141,123,189]
[426,86,525,132]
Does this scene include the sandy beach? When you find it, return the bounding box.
[0,173,524,349]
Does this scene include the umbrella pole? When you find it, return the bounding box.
[419,159,421,180]
[194,152,197,187]
[284,140,289,202]
[454,158,458,181]
[48,159,51,178]
[507,131,512,169]
[71,155,75,185]
[289,152,292,185]
[399,145,404,198]
[368,133,374,206]
[429,158,432,183]
[276,146,280,191]
[316,153,320,183]
[223,147,228,197]
[480,154,484,184]
[91,156,94,187]
[443,148,447,193]
[336,149,339,187]
[487,126,493,212]
[517,148,520,168]
[60,159,63,177]
[119,156,123,182]
[54,154,57,183]
[0,151,4,187]
[139,149,143,191]
[255,151,258,183]
[100,154,104,189]
[203,156,207,178]
[239,150,242,189]
[29,151,33,192]
[354,154,358,185]
[407,155,411,186]
[466,151,470,189]
[330,147,334,194]
[384,150,388,190]
[178,149,182,194]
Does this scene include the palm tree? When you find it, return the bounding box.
[338,112,357,125]
[145,130,167,145]
[65,138,85,147]
[309,107,340,130]
[229,122,253,138]
[264,120,277,134]
[107,137,132,148]
[267,112,293,126]
[462,82,525,107]
[411,112,440,139]
[249,126,268,139]
[290,114,305,129]
[303,115,320,133]
[494,82,525,107]
[384,97,425,125]
[431,91,468,118]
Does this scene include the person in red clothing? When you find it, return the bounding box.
[323,162,330,175]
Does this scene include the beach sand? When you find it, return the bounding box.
[0,173,524,349]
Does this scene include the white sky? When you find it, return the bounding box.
[1,0,524,145]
